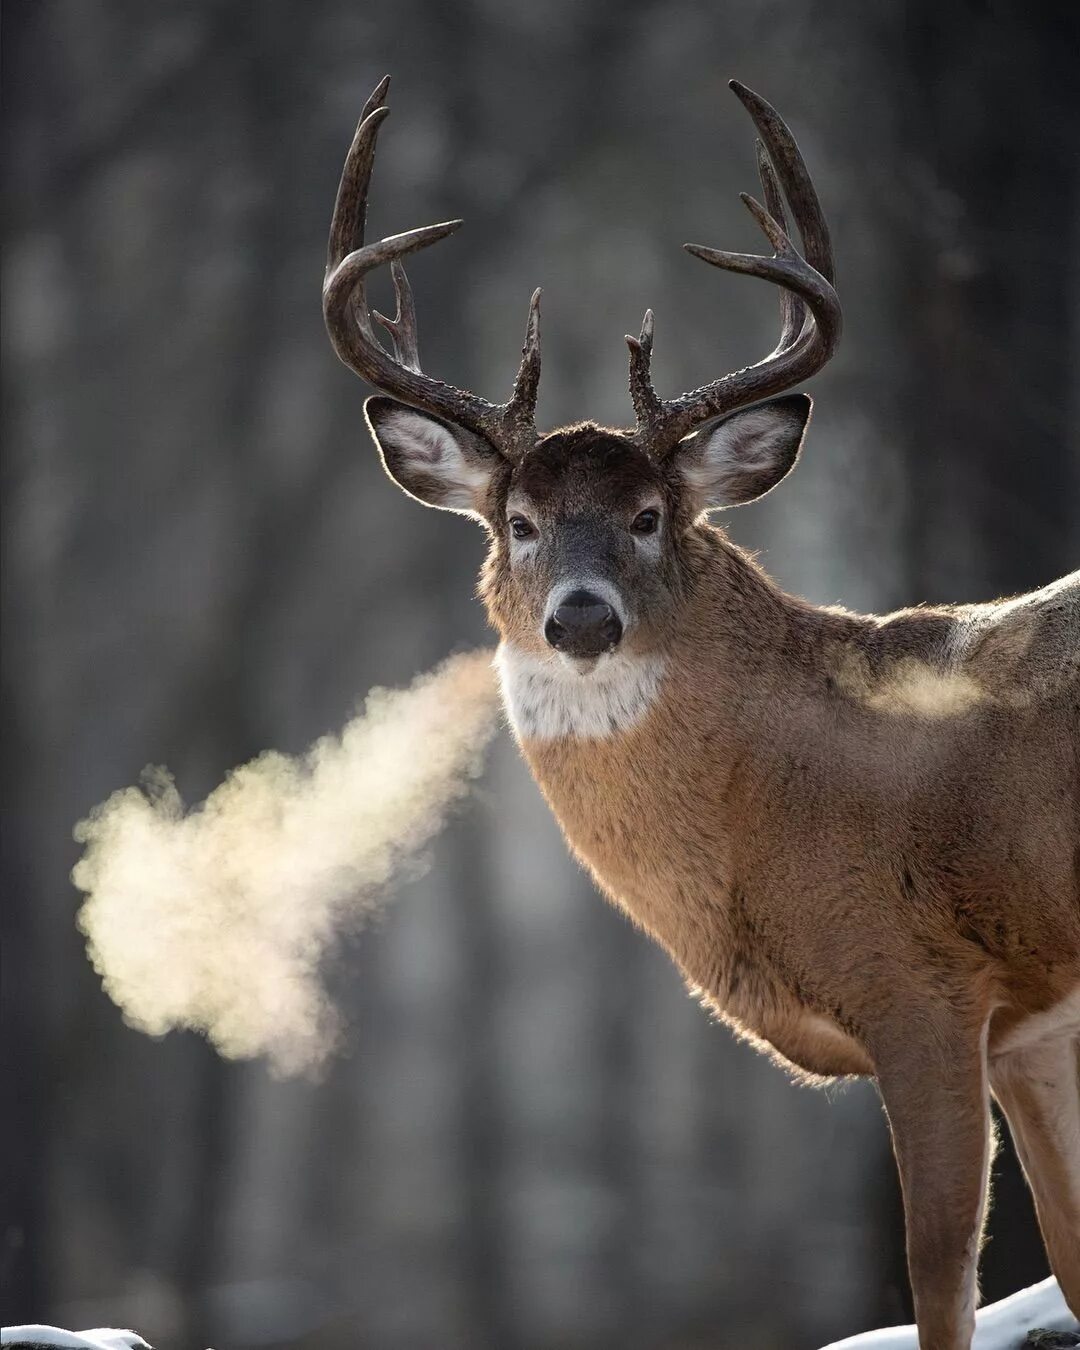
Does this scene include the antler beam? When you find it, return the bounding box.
[628,81,842,455]
[323,76,542,462]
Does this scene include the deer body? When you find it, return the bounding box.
[495,543,1080,1349]
[496,544,1080,1083]
[322,76,1080,1350]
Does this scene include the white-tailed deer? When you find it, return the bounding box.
[323,76,1080,1350]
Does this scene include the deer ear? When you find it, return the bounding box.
[674,394,812,510]
[364,396,503,518]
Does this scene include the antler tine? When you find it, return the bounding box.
[323,77,543,462]
[504,288,543,435]
[326,76,390,279]
[731,80,834,285]
[324,215,464,353]
[372,260,420,372]
[626,309,662,426]
[631,81,842,455]
[683,189,837,324]
[756,139,804,351]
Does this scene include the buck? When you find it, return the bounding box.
[322,77,1080,1350]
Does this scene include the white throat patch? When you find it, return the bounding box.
[495,642,667,741]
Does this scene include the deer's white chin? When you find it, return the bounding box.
[558,652,601,676]
[495,641,667,742]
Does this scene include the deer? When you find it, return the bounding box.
[322,76,1080,1350]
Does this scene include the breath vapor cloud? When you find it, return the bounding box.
[73,651,500,1076]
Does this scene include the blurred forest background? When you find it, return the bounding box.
[3,2,1078,1347]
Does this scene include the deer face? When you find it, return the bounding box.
[366,394,811,671]
[328,77,835,679]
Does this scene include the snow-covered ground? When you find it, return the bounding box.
[1,1331,150,1350]
[822,1278,1078,1349]
[4,1280,1075,1350]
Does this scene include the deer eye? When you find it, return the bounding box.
[508,515,536,540]
[631,509,660,535]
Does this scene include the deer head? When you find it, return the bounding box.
[324,78,841,668]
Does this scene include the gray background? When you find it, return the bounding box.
[3,1,1077,1347]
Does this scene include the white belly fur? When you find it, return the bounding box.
[991,984,1080,1059]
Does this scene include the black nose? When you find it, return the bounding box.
[545,589,623,657]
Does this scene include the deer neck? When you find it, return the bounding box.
[494,530,822,974]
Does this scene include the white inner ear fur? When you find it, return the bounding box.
[379,409,492,513]
[681,407,796,506]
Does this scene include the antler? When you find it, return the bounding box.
[323,76,542,462]
[627,81,842,455]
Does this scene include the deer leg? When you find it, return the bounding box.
[873,1024,993,1350]
[991,1034,1080,1317]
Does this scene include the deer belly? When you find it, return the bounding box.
[989,983,1080,1060]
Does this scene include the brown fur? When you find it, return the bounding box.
[369,404,1079,1349]
[506,528,1079,1064]
[477,426,1079,1350]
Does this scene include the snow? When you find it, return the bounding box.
[1,1331,151,1350]
[2,1281,1074,1350]
[821,1278,1078,1349]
